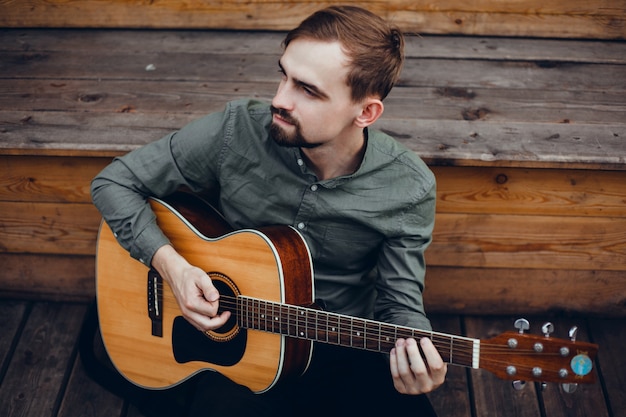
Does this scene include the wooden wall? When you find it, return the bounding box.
[0,0,625,39]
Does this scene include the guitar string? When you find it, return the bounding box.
[155,295,584,380]
[155,290,575,368]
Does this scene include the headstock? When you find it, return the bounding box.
[479,319,598,388]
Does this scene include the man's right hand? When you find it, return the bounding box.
[152,244,231,332]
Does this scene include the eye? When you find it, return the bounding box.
[301,85,316,97]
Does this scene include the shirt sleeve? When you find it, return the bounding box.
[90,107,230,266]
[373,180,436,331]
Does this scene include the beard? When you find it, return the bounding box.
[269,106,320,149]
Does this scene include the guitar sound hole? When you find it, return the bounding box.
[172,273,246,366]
[207,274,240,342]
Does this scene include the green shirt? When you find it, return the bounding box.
[91,99,436,330]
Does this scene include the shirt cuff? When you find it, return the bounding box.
[129,222,170,267]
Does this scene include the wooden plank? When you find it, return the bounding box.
[3,78,625,126]
[386,119,626,170]
[0,302,87,417]
[433,166,626,217]
[588,318,626,416]
[428,213,626,271]
[423,267,626,316]
[0,155,110,203]
[3,30,625,64]
[0,0,623,39]
[0,201,101,255]
[57,325,126,417]
[2,198,624,268]
[427,315,472,417]
[0,254,95,301]
[3,29,625,64]
[3,51,625,95]
[0,301,28,381]
[2,110,624,169]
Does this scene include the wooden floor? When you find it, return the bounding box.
[0,298,624,417]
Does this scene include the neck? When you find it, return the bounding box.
[301,129,367,180]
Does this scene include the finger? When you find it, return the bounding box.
[393,339,413,376]
[405,337,428,376]
[389,346,408,393]
[420,337,448,383]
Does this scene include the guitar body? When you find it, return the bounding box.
[96,193,315,393]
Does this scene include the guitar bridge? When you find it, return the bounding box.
[148,269,163,337]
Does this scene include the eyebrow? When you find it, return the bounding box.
[278,60,330,100]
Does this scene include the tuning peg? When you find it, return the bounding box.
[540,382,548,391]
[561,327,580,394]
[512,380,526,390]
[541,322,554,337]
[514,318,530,334]
[569,326,578,341]
[562,383,578,393]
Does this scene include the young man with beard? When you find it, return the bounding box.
[91,5,446,416]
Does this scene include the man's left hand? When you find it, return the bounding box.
[389,337,447,394]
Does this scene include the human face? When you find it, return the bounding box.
[270,39,363,149]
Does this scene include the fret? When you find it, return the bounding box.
[365,321,381,351]
[270,303,280,333]
[286,305,295,337]
[327,313,339,345]
[297,307,307,339]
[306,310,316,340]
[316,310,327,343]
[450,335,453,364]
[238,296,244,328]
[261,302,268,331]
[351,317,365,348]
[338,315,349,346]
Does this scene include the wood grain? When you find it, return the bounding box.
[0,302,87,417]
[0,253,95,301]
[424,267,626,316]
[0,0,623,39]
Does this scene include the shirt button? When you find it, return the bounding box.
[297,159,304,166]
[297,222,305,230]
[310,184,318,191]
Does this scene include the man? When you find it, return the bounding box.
[91,5,446,416]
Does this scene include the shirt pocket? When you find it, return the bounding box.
[316,223,383,273]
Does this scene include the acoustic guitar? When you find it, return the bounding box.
[96,193,598,393]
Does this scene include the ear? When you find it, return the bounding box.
[354,98,384,128]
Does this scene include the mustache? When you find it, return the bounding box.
[270,105,298,125]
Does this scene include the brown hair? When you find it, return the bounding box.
[283,5,404,102]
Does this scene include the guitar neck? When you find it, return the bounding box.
[237,296,479,370]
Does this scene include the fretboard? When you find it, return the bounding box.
[237,296,479,369]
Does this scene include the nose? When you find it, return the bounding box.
[271,79,293,111]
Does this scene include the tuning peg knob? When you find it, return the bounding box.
[514,318,530,334]
[512,380,526,390]
[541,322,554,337]
[562,383,578,393]
[540,382,548,391]
[569,326,578,341]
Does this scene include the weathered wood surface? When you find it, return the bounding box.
[0,0,624,39]
[1,30,624,168]
[0,299,623,417]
